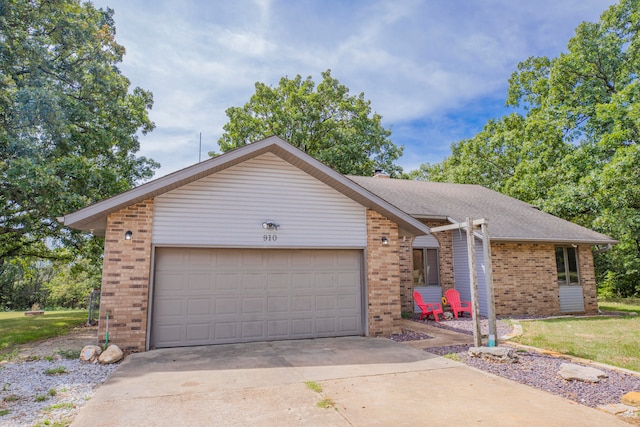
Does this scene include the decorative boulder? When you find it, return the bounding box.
[443,312,454,320]
[558,363,608,383]
[621,391,640,407]
[80,345,102,363]
[99,344,124,364]
[468,346,519,363]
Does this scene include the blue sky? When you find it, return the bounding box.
[92,0,617,178]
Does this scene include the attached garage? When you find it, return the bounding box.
[60,136,434,352]
[150,248,363,348]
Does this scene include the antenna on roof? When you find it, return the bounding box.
[199,132,202,162]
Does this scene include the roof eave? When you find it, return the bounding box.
[491,237,619,245]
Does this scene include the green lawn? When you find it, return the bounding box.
[512,314,640,372]
[598,297,640,314]
[0,310,87,357]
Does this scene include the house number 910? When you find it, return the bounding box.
[263,234,277,242]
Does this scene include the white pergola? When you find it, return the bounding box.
[430,217,497,347]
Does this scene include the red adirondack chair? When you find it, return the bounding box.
[445,289,473,319]
[413,291,445,322]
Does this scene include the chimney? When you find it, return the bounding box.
[373,169,389,179]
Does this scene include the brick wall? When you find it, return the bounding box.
[578,245,598,314]
[99,199,154,352]
[491,242,560,316]
[398,235,415,313]
[366,209,401,336]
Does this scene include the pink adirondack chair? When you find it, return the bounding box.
[413,291,445,322]
[445,289,472,319]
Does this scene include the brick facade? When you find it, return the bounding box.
[578,245,598,314]
[398,235,415,313]
[366,209,402,336]
[490,242,559,316]
[99,199,154,352]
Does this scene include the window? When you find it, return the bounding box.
[555,246,580,286]
[412,248,439,286]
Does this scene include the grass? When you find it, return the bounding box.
[598,298,640,314]
[43,402,74,412]
[305,381,323,393]
[316,398,336,409]
[0,310,87,359]
[512,315,640,372]
[0,409,9,416]
[44,366,68,376]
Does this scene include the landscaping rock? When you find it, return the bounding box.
[467,346,518,363]
[558,363,608,383]
[443,312,454,320]
[621,391,640,407]
[99,344,123,364]
[80,345,102,363]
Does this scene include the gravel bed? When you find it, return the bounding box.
[0,359,117,427]
[427,343,640,409]
[413,315,515,338]
[388,328,433,342]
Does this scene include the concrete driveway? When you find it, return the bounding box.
[72,337,626,427]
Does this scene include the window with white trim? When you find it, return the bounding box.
[412,248,440,286]
[555,246,580,286]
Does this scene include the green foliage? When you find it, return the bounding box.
[0,0,158,276]
[217,69,403,176]
[411,0,640,296]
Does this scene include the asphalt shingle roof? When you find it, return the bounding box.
[348,176,616,244]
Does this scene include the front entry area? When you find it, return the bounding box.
[150,248,363,348]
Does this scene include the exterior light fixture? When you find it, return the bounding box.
[124,230,133,240]
[381,237,389,245]
[262,220,280,230]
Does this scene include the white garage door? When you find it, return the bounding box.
[150,248,363,348]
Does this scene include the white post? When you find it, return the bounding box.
[481,222,497,347]
[466,217,482,347]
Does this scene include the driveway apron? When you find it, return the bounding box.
[71,337,627,427]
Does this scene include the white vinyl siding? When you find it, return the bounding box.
[153,153,367,247]
[452,232,488,316]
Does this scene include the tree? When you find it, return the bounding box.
[0,0,158,270]
[216,70,403,176]
[412,0,640,296]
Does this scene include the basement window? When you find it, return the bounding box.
[413,248,440,286]
[555,246,580,286]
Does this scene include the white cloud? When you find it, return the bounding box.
[92,0,617,177]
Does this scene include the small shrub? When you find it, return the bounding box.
[34,394,48,402]
[48,389,57,397]
[44,366,67,375]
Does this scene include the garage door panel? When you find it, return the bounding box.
[215,273,240,291]
[214,323,238,341]
[242,321,265,339]
[267,273,290,289]
[188,273,211,291]
[242,273,265,290]
[186,323,210,342]
[267,320,289,338]
[151,248,362,348]
[214,298,239,315]
[156,273,185,292]
[187,298,211,316]
[267,296,289,313]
